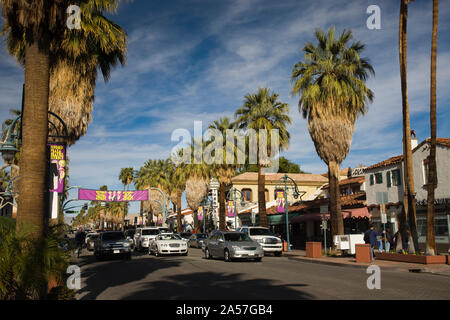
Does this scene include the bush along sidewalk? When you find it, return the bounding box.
[0,217,75,300]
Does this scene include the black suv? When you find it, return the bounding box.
[94,231,132,260]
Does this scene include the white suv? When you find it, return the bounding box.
[238,226,283,256]
[134,227,160,251]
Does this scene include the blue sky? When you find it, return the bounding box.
[1,0,449,215]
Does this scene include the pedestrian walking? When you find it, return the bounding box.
[364,225,378,261]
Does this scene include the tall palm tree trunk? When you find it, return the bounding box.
[328,161,344,243]
[177,190,182,232]
[16,41,50,239]
[399,0,419,252]
[193,210,200,233]
[219,182,226,230]
[258,164,267,227]
[426,0,439,256]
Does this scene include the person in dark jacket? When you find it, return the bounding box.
[364,225,378,261]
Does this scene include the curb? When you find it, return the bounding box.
[287,255,450,277]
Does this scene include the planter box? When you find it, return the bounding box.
[306,242,322,258]
[355,244,371,263]
[375,252,447,264]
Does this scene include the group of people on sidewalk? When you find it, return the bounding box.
[364,224,395,260]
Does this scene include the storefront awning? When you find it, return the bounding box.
[291,207,369,223]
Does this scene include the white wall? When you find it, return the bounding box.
[365,164,404,205]
[413,143,450,201]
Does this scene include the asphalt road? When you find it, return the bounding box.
[74,247,450,300]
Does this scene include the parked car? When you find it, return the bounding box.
[134,227,160,251]
[238,226,283,256]
[124,229,136,249]
[94,231,131,260]
[86,233,100,251]
[203,231,264,262]
[149,233,188,256]
[188,233,208,248]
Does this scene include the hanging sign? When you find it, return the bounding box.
[48,144,66,193]
[78,189,149,202]
[276,190,285,213]
[227,200,235,217]
[198,206,204,221]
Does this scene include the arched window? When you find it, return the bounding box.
[241,189,252,202]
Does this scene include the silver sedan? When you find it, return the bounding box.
[203,231,264,262]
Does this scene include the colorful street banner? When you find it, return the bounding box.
[78,189,149,202]
[276,190,285,213]
[227,200,234,217]
[48,144,66,193]
[198,206,204,221]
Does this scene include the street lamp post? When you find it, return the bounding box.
[274,174,306,253]
[150,187,167,226]
[226,188,246,231]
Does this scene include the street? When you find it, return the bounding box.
[74,248,450,300]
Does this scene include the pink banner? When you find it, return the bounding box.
[49,144,66,193]
[198,206,203,221]
[227,200,234,217]
[276,191,285,213]
[78,189,149,202]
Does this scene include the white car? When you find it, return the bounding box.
[134,227,160,251]
[238,226,283,256]
[149,233,188,256]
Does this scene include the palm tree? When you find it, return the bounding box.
[399,0,419,253]
[2,0,127,146]
[426,0,439,256]
[170,150,188,232]
[235,88,291,228]
[183,138,211,233]
[207,117,240,230]
[291,27,374,244]
[119,167,134,229]
[1,0,127,240]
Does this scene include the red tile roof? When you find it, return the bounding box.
[239,192,366,216]
[322,176,365,189]
[365,155,404,171]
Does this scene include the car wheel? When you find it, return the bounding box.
[204,248,211,259]
[183,251,188,256]
[274,251,282,257]
[254,257,262,262]
[224,250,232,262]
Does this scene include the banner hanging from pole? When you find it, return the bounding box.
[276,191,285,213]
[78,189,149,202]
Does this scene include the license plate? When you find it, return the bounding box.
[113,250,120,254]
[249,252,255,256]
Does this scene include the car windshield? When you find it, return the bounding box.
[159,228,170,233]
[224,233,252,242]
[90,235,99,240]
[159,234,177,240]
[102,232,125,241]
[180,233,192,238]
[249,228,273,236]
[142,229,159,235]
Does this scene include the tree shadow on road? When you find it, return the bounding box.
[76,253,182,300]
[121,271,314,300]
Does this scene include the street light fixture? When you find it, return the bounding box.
[0,115,20,165]
[274,174,306,252]
[226,187,246,231]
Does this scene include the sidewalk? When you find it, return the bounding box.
[284,249,450,277]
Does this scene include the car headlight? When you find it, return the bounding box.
[256,239,263,243]
[160,243,168,247]
[123,242,130,247]
[231,245,240,250]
